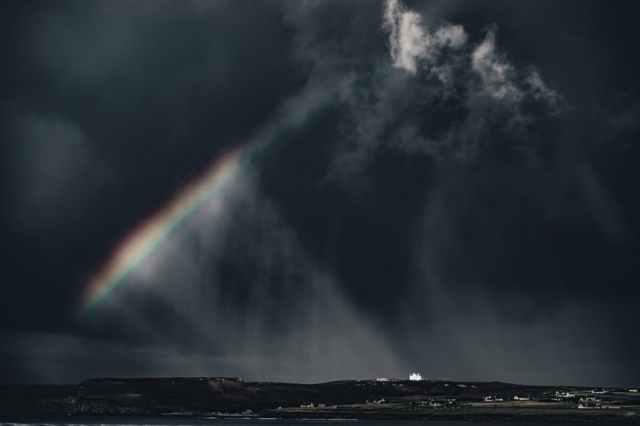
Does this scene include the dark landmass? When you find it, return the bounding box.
[1,377,639,422]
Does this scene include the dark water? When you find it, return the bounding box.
[0,419,628,426]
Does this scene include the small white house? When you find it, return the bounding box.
[484,395,504,402]
[513,395,530,401]
[409,372,423,381]
[628,388,639,393]
[376,377,390,382]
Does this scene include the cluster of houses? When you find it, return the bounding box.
[415,398,458,408]
[546,388,640,409]
[370,374,639,411]
[553,390,576,400]
[577,397,602,409]
[298,402,335,409]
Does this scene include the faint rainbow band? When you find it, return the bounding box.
[81,146,245,312]
[80,84,336,313]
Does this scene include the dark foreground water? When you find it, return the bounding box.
[1,418,634,426]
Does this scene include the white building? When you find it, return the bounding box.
[376,377,390,382]
[409,372,423,381]
[484,395,504,402]
[578,397,601,409]
[554,390,576,399]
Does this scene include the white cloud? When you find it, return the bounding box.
[289,0,564,182]
[433,24,467,49]
[384,0,467,75]
[384,0,427,74]
[471,29,522,104]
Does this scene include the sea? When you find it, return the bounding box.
[1,418,635,426]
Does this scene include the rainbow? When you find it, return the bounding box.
[81,145,246,312]
[80,85,333,313]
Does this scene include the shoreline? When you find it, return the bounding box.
[1,377,638,423]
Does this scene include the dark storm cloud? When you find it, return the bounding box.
[1,0,639,386]
[1,0,304,327]
[260,0,640,385]
[4,114,111,232]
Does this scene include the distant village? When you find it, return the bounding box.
[346,372,640,411]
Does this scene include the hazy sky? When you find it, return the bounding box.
[1,0,639,386]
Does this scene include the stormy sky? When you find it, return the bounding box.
[1,0,639,386]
